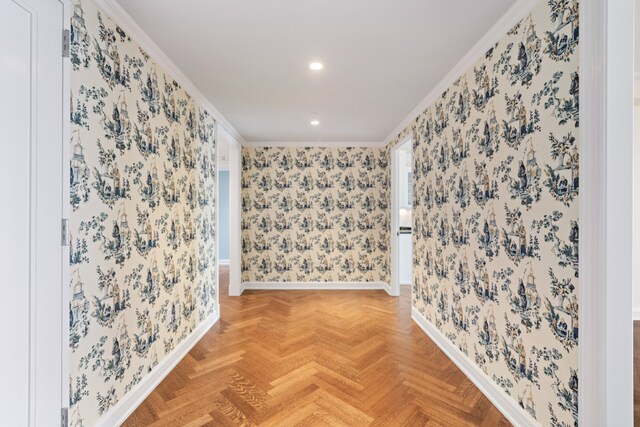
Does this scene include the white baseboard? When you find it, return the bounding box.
[634,309,640,320]
[410,307,537,427]
[241,281,392,295]
[95,309,221,427]
[218,259,230,265]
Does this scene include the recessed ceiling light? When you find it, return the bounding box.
[310,119,320,126]
[309,62,324,71]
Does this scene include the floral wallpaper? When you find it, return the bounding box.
[387,1,580,425]
[69,0,218,424]
[241,147,390,283]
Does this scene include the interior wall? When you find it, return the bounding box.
[634,101,640,318]
[386,1,579,425]
[241,147,390,283]
[634,0,640,321]
[69,0,218,424]
[633,0,640,320]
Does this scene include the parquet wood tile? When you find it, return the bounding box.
[124,266,511,426]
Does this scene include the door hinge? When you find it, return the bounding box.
[62,29,70,58]
[61,407,68,427]
[61,218,69,246]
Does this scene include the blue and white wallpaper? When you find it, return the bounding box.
[69,0,218,424]
[241,147,389,283]
[387,1,580,425]
[67,0,579,425]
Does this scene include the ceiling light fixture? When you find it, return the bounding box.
[309,62,324,71]
[310,119,320,126]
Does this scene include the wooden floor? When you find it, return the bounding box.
[124,266,510,426]
[635,321,639,427]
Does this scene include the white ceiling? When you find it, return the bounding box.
[117,0,515,143]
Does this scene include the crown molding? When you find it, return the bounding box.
[92,0,245,146]
[382,0,541,147]
[243,140,384,148]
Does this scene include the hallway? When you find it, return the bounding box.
[124,267,509,426]
[4,0,639,423]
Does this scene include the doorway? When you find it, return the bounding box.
[217,127,242,296]
[391,138,413,297]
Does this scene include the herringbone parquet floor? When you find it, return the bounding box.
[124,266,510,426]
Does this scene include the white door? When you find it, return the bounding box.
[0,0,66,425]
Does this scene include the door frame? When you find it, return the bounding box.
[390,136,412,297]
[579,0,634,425]
[227,134,243,296]
[216,125,242,297]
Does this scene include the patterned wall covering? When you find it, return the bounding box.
[387,1,579,425]
[69,0,217,424]
[241,147,390,283]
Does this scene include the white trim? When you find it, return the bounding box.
[579,0,635,425]
[602,0,634,423]
[390,137,412,297]
[382,0,540,146]
[241,281,392,295]
[95,311,220,427]
[633,310,640,321]
[93,0,245,145]
[227,133,243,296]
[243,141,383,148]
[400,282,412,286]
[218,259,230,266]
[390,142,400,297]
[411,308,537,427]
[579,1,606,424]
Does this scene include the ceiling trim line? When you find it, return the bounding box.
[93,0,245,145]
[243,141,384,148]
[382,0,541,147]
